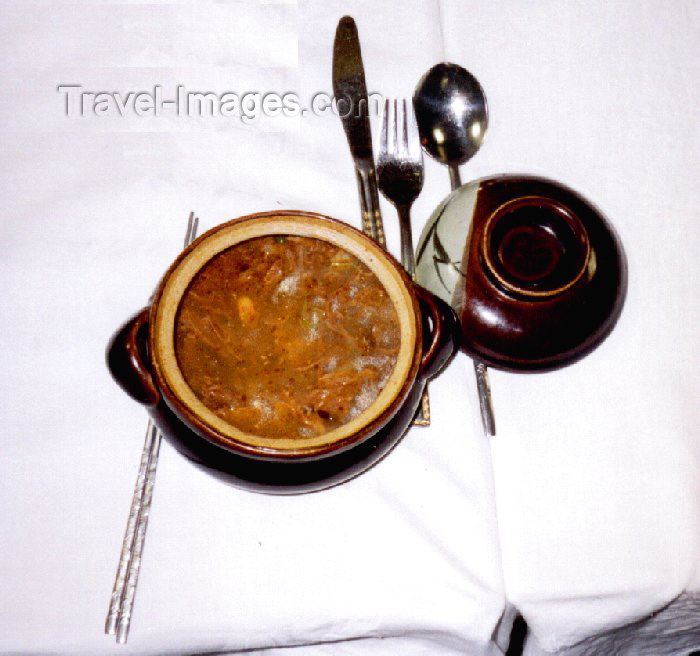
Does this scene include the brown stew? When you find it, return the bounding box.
[175,235,401,439]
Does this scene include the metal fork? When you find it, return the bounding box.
[378,98,424,274]
[377,98,431,424]
[105,211,199,644]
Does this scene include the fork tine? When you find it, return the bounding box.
[379,98,390,160]
[406,99,423,161]
[399,99,408,156]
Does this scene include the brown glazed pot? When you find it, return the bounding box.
[415,175,627,372]
[108,211,458,493]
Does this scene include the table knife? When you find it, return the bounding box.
[332,16,386,247]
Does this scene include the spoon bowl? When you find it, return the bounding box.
[413,62,488,186]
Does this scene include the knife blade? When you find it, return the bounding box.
[332,16,385,247]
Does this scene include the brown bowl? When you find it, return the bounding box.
[415,175,627,372]
[108,211,458,493]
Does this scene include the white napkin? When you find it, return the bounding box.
[439,0,700,651]
[0,1,506,654]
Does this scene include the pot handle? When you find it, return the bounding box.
[413,284,459,380]
[106,308,160,407]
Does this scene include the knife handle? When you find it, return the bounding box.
[355,163,386,247]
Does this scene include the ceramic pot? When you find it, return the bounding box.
[108,211,458,493]
[415,175,627,371]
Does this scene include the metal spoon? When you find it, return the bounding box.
[413,62,496,436]
[413,62,488,189]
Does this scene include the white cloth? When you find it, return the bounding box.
[0,1,698,655]
[436,0,700,650]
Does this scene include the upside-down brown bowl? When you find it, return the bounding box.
[415,175,627,372]
[108,211,458,493]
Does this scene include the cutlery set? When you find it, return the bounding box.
[333,16,495,431]
[105,15,626,643]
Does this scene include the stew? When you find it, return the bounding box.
[175,235,401,439]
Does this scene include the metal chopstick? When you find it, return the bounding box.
[105,212,199,643]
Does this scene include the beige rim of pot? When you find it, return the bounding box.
[150,212,420,457]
